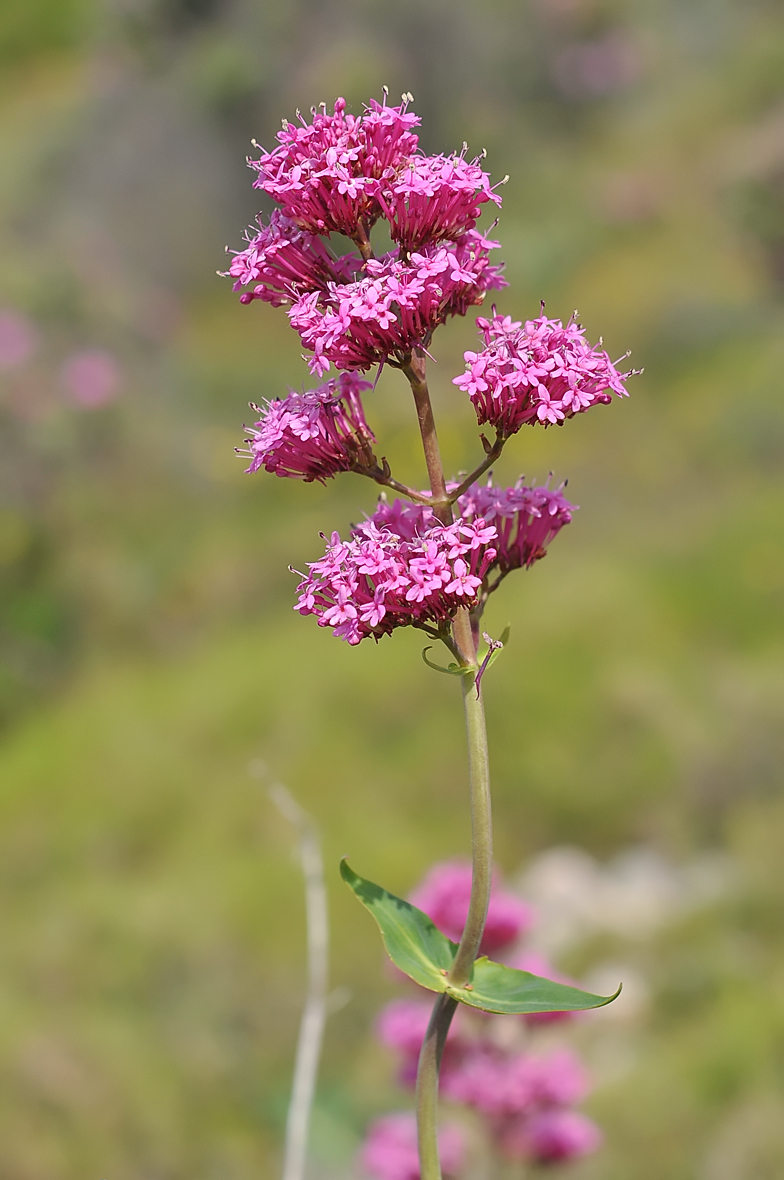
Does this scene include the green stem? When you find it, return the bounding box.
[447,671,493,987]
[415,994,458,1180]
[402,350,494,1180]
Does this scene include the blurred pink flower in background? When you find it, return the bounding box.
[0,310,38,370]
[444,1045,588,1115]
[361,1112,464,1180]
[501,1107,603,1162]
[61,349,122,408]
[376,998,466,1086]
[409,860,535,952]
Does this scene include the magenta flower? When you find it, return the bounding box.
[226,210,362,307]
[239,372,376,482]
[293,515,497,645]
[361,1113,464,1180]
[453,310,632,433]
[457,478,575,573]
[250,96,420,239]
[408,860,534,953]
[500,1108,602,1163]
[289,232,506,376]
[376,152,503,250]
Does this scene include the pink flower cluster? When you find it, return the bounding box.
[365,862,602,1173]
[294,482,575,645]
[250,97,421,238]
[293,516,497,646]
[227,95,507,374]
[361,1113,464,1180]
[376,152,503,250]
[227,210,361,308]
[239,372,376,482]
[368,477,575,588]
[453,311,632,433]
[458,478,576,572]
[290,231,506,377]
[409,860,534,953]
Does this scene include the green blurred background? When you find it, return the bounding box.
[0,0,783,1176]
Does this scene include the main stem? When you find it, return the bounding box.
[404,349,494,1180]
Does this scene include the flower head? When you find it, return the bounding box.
[226,210,361,307]
[250,96,421,239]
[409,860,535,953]
[453,310,632,433]
[293,513,497,645]
[361,1113,464,1180]
[457,478,576,573]
[377,152,503,251]
[289,232,506,376]
[240,372,376,482]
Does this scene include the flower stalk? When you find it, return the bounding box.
[403,352,494,1178]
[224,91,632,1180]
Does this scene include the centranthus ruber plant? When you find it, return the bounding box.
[224,92,635,1180]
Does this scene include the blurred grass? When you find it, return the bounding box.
[0,0,783,1176]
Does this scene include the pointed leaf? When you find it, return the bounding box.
[340,862,621,1016]
[446,957,620,1015]
[340,859,456,991]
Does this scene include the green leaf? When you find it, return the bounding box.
[421,647,469,676]
[445,957,621,1015]
[340,861,621,1015]
[340,859,456,991]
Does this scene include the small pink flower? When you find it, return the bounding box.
[239,372,376,482]
[61,349,122,407]
[409,860,534,953]
[453,310,632,434]
[361,1113,464,1180]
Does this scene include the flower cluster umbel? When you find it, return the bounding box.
[361,862,602,1179]
[225,94,506,376]
[225,91,632,650]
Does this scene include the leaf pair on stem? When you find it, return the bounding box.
[341,860,620,1017]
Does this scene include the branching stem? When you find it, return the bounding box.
[449,431,507,502]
